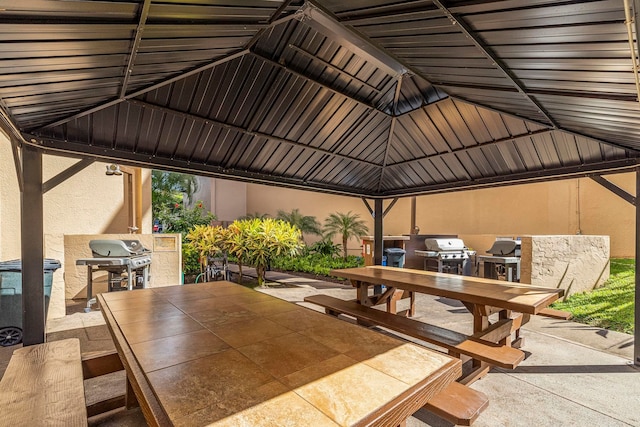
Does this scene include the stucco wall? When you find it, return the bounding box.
[1,135,153,259]
[520,235,610,297]
[246,174,635,258]
[246,185,376,254]
[193,178,247,223]
[0,137,21,262]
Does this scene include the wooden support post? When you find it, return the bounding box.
[374,199,384,294]
[21,145,45,346]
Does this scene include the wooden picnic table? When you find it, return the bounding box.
[330,266,565,383]
[98,281,462,427]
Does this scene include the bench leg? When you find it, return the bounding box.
[409,291,415,316]
[459,361,491,386]
[326,308,340,316]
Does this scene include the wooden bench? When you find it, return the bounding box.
[0,338,125,426]
[304,294,525,369]
[424,381,489,426]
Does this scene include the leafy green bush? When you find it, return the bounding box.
[271,253,364,277]
[158,202,215,236]
[182,245,201,275]
[308,238,342,257]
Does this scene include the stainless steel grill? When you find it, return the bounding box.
[477,238,521,282]
[414,238,475,275]
[76,239,152,311]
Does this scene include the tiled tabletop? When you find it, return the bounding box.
[99,281,461,427]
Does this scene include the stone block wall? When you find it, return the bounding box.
[520,235,610,297]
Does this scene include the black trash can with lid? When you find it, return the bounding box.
[384,247,406,268]
[0,258,61,346]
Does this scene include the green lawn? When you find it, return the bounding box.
[551,258,635,334]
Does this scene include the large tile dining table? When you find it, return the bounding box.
[97,281,462,427]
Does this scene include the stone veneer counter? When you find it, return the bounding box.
[520,235,610,297]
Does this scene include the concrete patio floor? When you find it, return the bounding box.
[2,269,638,426]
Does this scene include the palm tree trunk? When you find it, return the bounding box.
[343,235,348,260]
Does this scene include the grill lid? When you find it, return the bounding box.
[89,239,149,257]
[486,239,521,256]
[424,238,467,252]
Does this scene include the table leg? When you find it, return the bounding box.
[386,290,400,314]
[355,280,369,305]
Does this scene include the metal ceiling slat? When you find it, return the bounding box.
[294,96,355,144]
[393,115,437,159]
[0,40,131,57]
[495,141,526,172]
[0,0,140,18]
[424,104,464,150]
[0,23,135,41]
[148,3,279,23]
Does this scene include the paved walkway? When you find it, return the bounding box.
[2,268,638,426]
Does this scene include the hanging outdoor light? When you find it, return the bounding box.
[105,164,123,176]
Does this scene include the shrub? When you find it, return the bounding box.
[308,238,342,257]
[271,253,364,277]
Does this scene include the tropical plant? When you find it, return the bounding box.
[225,219,253,284]
[157,201,215,236]
[271,253,364,277]
[151,170,199,220]
[308,237,342,257]
[276,208,322,244]
[230,218,302,286]
[182,245,202,276]
[323,211,369,260]
[185,225,228,272]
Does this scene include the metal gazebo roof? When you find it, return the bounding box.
[2,0,640,197]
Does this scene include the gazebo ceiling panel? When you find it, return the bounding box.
[2,0,640,198]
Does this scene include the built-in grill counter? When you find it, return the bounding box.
[415,238,476,276]
[477,238,521,282]
[402,234,458,270]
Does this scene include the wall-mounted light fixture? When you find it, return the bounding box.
[105,164,123,176]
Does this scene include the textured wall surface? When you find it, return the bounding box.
[245,173,634,257]
[520,235,610,297]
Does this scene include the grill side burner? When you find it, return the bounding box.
[415,238,475,276]
[76,239,152,311]
[477,238,521,282]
